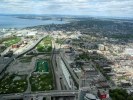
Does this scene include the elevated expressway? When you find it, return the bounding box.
[0,90,78,100]
[0,36,46,77]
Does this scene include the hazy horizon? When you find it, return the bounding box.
[0,0,133,18]
[0,13,133,20]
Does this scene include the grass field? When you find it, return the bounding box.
[35,59,49,73]
[30,73,53,91]
[36,36,52,52]
[0,74,27,94]
[30,59,53,91]
[2,37,21,47]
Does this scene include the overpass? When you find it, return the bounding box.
[0,36,46,77]
[0,90,78,100]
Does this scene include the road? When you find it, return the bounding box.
[25,71,32,93]
[0,36,46,77]
[51,40,62,90]
[0,34,78,100]
[56,55,71,90]
[0,90,78,100]
[51,40,74,100]
[60,52,79,88]
[52,53,62,90]
[52,49,70,90]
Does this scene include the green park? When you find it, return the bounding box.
[0,36,21,53]
[36,36,52,52]
[0,74,27,94]
[35,59,49,73]
[1,36,21,47]
[30,59,53,91]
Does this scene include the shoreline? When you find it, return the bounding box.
[0,15,68,29]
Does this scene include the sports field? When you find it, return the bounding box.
[35,59,49,72]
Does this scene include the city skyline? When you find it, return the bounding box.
[0,0,133,18]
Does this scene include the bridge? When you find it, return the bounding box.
[0,90,79,100]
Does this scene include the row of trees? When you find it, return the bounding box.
[109,88,133,100]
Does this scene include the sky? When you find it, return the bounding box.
[0,0,133,17]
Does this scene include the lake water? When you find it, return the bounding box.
[0,15,66,29]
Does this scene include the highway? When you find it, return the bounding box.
[51,48,62,90]
[51,40,62,90]
[52,42,70,90]
[51,40,75,100]
[0,90,78,100]
[60,52,79,88]
[52,40,74,90]
[57,55,71,90]
[0,34,79,100]
[0,36,46,77]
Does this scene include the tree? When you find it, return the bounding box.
[109,88,133,100]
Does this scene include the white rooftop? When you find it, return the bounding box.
[85,93,97,99]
